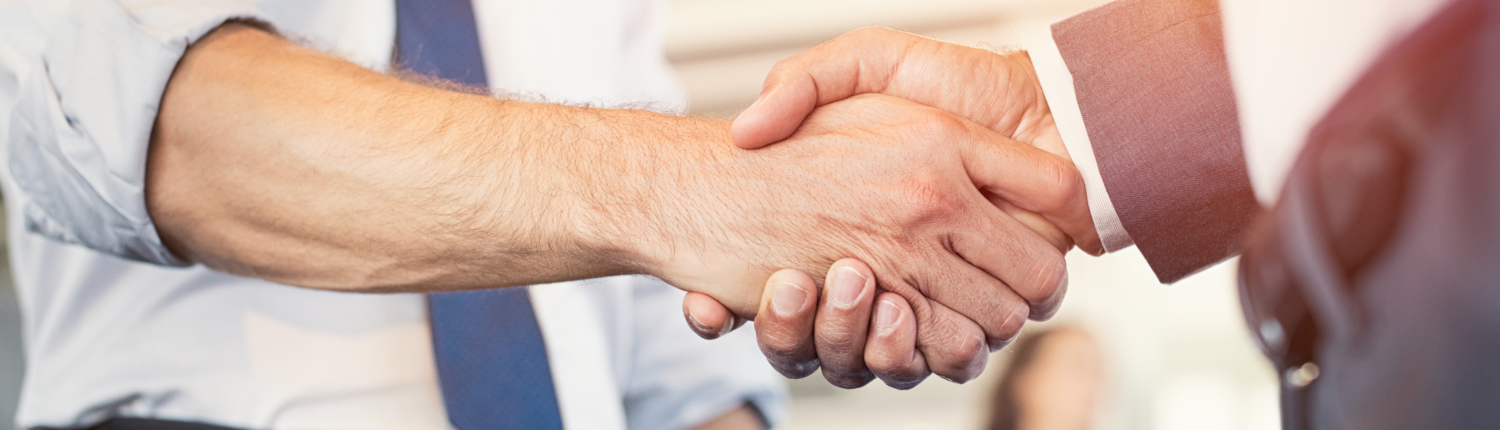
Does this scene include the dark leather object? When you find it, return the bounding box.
[1239,0,1500,428]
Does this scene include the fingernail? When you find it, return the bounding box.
[874,299,901,332]
[716,315,736,338]
[771,282,807,316]
[685,308,712,334]
[1005,307,1026,339]
[830,267,866,307]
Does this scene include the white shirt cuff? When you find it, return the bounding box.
[1026,29,1135,252]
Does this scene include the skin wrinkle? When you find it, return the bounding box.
[884,34,913,95]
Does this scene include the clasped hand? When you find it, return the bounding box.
[678,28,1101,389]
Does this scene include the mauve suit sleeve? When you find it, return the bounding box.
[1051,0,1262,283]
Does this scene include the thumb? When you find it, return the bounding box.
[731,27,918,149]
[730,73,820,149]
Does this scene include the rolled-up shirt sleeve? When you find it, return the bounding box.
[3,0,265,266]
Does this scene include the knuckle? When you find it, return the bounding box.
[931,329,989,384]
[758,326,815,360]
[765,59,799,82]
[761,330,809,356]
[770,357,821,379]
[868,357,924,388]
[908,108,968,140]
[862,27,905,45]
[936,368,977,385]
[815,310,867,342]
[865,347,904,375]
[883,376,926,390]
[1038,159,1086,212]
[764,54,814,85]
[878,366,930,390]
[952,333,987,365]
[849,26,885,39]
[865,355,899,376]
[891,114,974,221]
[814,328,862,352]
[898,170,967,222]
[822,368,876,389]
[1029,265,1069,321]
[942,356,987,384]
[990,305,1029,345]
[1024,251,1069,307]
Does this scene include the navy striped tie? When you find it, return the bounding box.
[396,1,566,429]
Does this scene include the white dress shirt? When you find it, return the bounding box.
[0,0,788,429]
[1030,0,1452,251]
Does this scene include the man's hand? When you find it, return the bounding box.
[735,27,1099,253]
[682,28,1099,389]
[649,94,1075,355]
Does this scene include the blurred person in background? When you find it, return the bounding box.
[986,327,1105,430]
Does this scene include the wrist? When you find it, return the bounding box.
[452,100,645,285]
[573,113,769,314]
[545,108,740,280]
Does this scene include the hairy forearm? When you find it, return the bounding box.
[147,23,724,292]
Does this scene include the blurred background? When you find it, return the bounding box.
[0,0,1280,429]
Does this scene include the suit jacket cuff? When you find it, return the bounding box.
[1027,32,1136,253]
[1048,0,1262,283]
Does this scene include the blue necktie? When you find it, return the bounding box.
[396,1,566,429]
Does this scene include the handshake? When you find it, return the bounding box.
[149,21,1106,394]
[652,28,1104,389]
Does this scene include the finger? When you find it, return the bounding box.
[1027,129,1106,256]
[959,130,1097,265]
[730,76,819,150]
[754,269,822,379]
[873,267,1004,383]
[731,27,917,149]
[900,252,1032,349]
[682,292,739,340]
[813,259,878,388]
[989,193,1072,253]
[953,205,1071,321]
[865,292,930,389]
[914,299,994,383]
